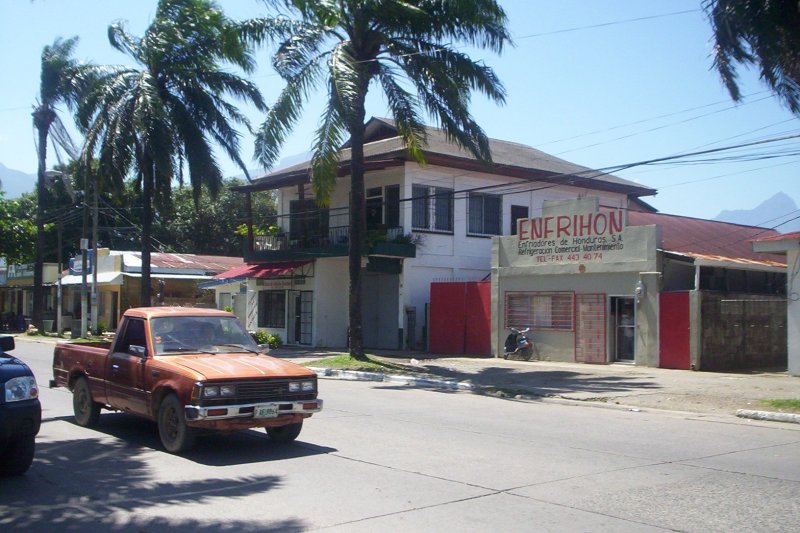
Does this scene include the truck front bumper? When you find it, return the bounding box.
[184,398,323,422]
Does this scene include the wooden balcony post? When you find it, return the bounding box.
[245,191,254,253]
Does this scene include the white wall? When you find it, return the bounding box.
[313,257,350,347]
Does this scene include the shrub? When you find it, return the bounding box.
[252,330,283,348]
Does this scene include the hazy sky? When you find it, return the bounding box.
[1,0,798,224]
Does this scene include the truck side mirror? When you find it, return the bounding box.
[128,345,147,357]
[0,335,14,352]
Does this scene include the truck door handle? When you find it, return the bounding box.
[151,370,160,377]
[112,364,120,371]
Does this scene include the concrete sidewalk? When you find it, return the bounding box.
[270,346,800,424]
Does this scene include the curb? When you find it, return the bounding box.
[736,409,800,424]
[309,367,476,391]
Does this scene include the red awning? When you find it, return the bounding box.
[212,260,311,281]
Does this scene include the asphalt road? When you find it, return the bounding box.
[3,339,799,532]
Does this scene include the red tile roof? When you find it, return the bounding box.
[627,212,786,267]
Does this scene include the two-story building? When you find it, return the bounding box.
[211,117,656,350]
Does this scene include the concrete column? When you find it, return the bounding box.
[635,272,661,367]
[787,249,799,376]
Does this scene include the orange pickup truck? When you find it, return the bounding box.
[51,307,322,453]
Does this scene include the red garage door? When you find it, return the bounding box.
[429,281,491,356]
[659,291,691,369]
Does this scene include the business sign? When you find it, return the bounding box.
[69,251,94,275]
[517,209,626,264]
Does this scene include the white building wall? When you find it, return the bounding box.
[313,257,350,347]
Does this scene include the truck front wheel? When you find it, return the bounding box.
[158,394,196,454]
[266,422,303,443]
[73,376,101,427]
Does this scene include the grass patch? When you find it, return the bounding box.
[759,399,800,413]
[303,354,412,374]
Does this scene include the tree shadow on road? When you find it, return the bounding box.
[0,437,308,532]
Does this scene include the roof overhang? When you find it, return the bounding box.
[211,260,313,282]
[662,250,786,272]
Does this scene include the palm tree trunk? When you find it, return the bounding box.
[347,91,368,360]
[32,111,51,332]
[140,162,153,307]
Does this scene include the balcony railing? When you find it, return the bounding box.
[253,226,405,253]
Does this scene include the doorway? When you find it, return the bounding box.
[610,296,635,362]
[289,290,313,345]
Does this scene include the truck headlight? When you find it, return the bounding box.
[220,385,236,397]
[289,380,315,392]
[5,376,39,402]
[203,386,219,398]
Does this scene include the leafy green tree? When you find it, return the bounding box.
[154,179,277,256]
[249,0,510,358]
[79,0,266,306]
[32,37,99,329]
[0,192,37,265]
[705,0,800,115]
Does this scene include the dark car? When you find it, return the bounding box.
[0,335,41,476]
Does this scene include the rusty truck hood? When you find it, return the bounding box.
[159,352,315,380]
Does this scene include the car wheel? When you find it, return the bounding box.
[0,434,35,476]
[158,394,196,454]
[266,422,303,443]
[73,376,101,427]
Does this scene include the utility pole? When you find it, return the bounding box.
[80,167,89,339]
[91,169,99,334]
[56,216,63,336]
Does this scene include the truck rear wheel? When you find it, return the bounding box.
[266,422,303,443]
[73,376,101,427]
[158,394,196,454]
[0,434,35,476]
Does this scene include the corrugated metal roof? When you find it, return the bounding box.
[628,211,786,267]
[753,230,800,242]
[122,252,243,273]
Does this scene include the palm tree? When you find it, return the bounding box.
[705,0,800,115]
[249,0,511,359]
[80,0,267,307]
[32,37,98,330]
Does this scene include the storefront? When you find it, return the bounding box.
[492,197,787,370]
[0,263,60,332]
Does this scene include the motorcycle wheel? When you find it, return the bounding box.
[521,347,534,362]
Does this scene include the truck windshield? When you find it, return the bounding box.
[151,316,260,356]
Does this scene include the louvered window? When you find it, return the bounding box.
[505,292,574,331]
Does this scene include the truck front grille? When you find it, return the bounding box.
[198,377,317,406]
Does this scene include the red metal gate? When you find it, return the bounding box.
[429,281,491,356]
[575,293,607,364]
[659,291,691,369]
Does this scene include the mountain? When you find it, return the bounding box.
[714,192,800,233]
[0,163,35,198]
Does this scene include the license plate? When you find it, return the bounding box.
[255,404,278,418]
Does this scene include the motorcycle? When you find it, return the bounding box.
[504,327,534,361]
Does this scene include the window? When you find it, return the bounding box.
[468,193,501,235]
[258,291,286,328]
[412,185,453,232]
[385,185,400,228]
[505,292,574,331]
[114,317,147,354]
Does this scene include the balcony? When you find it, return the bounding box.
[245,225,416,262]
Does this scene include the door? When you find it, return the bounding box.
[611,296,636,362]
[659,292,691,369]
[288,290,313,345]
[575,293,607,363]
[361,271,400,349]
[106,317,149,415]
